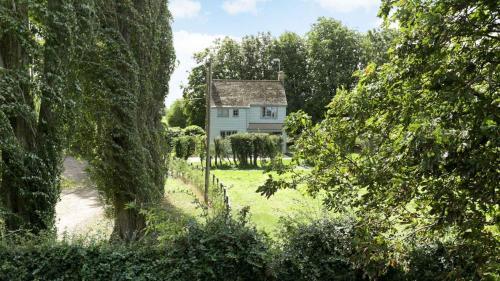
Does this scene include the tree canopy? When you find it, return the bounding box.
[181,19,395,127]
[261,0,499,250]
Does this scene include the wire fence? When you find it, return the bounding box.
[168,158,231,213]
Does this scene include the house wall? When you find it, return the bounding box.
[209,105,287,153]
[247,105,286,124]
[209,107,248,143]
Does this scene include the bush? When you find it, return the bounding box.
[0,215,272,281]
[174,135,196,159]
[229,133,254,166]
[275,217,403,281]
[214,137,232,166]
[167,214,273,281]
[183,125,205,136]
[228,133,282,167]
[406,239,499,281]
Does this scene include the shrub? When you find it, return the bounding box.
[167,214,273,281]
[275,217,403,281]
[165,127,183,153]
[183,125,205,136]
[0,214,272,281]
[214,137,232,166]
[229,133,254,166]
[406,238,499,281]
[228,133,282,167]
[174,135,196,159]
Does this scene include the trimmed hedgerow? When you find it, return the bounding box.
[228,133,282,167]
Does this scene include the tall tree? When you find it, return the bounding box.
[271,32,308,114]
[305,17,363,122]
[75,0,175,240]
[166,99,188,128]
[0,0,74,232]
[360,27,397,66]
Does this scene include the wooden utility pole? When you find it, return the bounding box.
[204,60,212,204]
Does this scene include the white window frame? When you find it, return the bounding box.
[217,108,229,117]
[261,106,278,119]
[220,130,237,138]
[233,109,239,117]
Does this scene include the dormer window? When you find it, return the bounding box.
[261,106,277,119]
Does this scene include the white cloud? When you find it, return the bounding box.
[170,0,201,19]
[312,0,379,13]
[222,0,267,15]
[166,31,230,106]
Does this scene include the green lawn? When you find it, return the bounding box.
[212,167,324,236]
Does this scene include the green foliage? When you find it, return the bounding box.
[275,217,403,281]
[65,0,176,240]
[166,99,188,128]
[167,214,272,281]
[183,125,205,136]
[0,214,272,281]
[213,137,232,166]
[260,0,499,275]
[405,239,499,281]
[170,126,205,160]
[360,27,397,66]
[227,133,282,167]
[174,136,196,160]
[305,17,365,121]
[0,0,78,232]
[283,110,313,140]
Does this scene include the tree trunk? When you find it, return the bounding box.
[112,200,146,241]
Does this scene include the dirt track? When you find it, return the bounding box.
[55,157,111,238]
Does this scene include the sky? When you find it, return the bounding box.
[167,0,382,106]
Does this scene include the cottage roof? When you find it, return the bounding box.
[210,80,287,107]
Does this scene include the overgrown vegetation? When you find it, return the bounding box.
[212,133,282,167]
[260,0,499,278]
[2,215,496,280]
[0,0,77,233]
[1,0,175,240]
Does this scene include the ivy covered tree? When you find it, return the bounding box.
[261,0,499,260]
[0,0,77,233]
[72,0,175,241]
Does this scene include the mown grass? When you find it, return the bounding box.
[212,167,324,236]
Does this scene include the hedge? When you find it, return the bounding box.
[222,133,282,167]
[1,217,496,281]
[0,216,272,281]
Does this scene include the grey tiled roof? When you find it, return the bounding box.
[211,80,287,107]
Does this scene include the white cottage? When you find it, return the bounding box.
[209,73,287,152]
